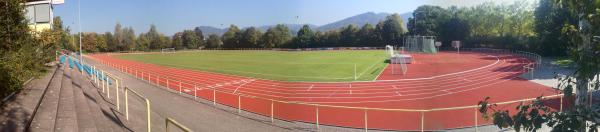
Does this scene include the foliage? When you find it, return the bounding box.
[479,0,600,131]
[206,34,222,48]
[0,0,56,98]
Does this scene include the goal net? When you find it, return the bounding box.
[386,45,408,75]
[404,35,437,54]
[161,48,176,53]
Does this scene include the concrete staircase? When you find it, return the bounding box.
[28,65,127,132]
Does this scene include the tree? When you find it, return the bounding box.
[262,24,292,48]
[340,24,359,47]
[193,27,205,46]
[182,30,201,49]
[409,5,450,36]
[122,27,136,51]
[147,24,162,50]
[171,32,184,49]
[103,32,114,51]
[82,32,98,52]
[381,14,407,46]
[222,25,241,48]
[358,23,376,47]
[534,0,574,56]
[112,23,123,51]
[0,0,52,98]
[479,0,600,131]
[240,27,262,48]
[294,25,314,48]
[136,33,149,51]
[96,34,108,52]
[206,34,222,48]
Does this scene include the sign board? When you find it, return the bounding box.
[452,41,461,49]
[435,42,442,47]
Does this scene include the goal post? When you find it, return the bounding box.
[161,48,176,53]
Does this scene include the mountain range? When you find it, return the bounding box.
[196,12,412,37]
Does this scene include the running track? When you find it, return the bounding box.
[89,51,560,131]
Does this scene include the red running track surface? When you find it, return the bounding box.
[89,51,560,131]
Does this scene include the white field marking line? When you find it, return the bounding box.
[307,84,314,91]
[228,62,522,99]
[463,79,472,82]
[373,63,388,81]
[395,91,402,96]
[233,79,256,94]
[356,59,385,79]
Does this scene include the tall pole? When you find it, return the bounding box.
[78,0,83,71]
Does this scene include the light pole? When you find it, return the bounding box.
[78,0,83,73]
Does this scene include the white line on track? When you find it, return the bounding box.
[307,84,314,91]
[233,79,255,94]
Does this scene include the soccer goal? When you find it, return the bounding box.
[386,45,410,75]
[161,48,176,53]
[404,35,437,54]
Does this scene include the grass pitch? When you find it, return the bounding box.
[117,50,389,82]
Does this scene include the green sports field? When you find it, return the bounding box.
[116,50,389,82]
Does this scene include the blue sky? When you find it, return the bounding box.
[53,0,528,35]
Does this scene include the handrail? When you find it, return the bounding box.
[165,117,192,132]
[125,86,152,132]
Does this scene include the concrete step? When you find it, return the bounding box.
[28,66,65,132]
[71,70,98,132]
[53,68,79,132]
[78,70,126,132]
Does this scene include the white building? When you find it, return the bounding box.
[25,0,64,32]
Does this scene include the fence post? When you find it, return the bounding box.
[475,108,478,132]
[560,95,563,112]
[116,79,120,110]
[194,84,197,100]
[125,88,129,120]
[421,111,425,132]
[271,100,274,123]
[107,77,111,99]
[213,88,216,105]
[145,99,151,132]
[101,71,105,93]
[179,81,182,94]
[316,105,320,130]
[364,109,368,132]
[157,75,160,85]
[167,78,170,89]
[238,95,241,114]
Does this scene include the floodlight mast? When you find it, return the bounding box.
[78,0,83,74]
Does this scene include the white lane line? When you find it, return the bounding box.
[393,85,399,89]
[307,84,314,91]
[395,91,402,96]
[463,79,472,82]
[233,79,255,94]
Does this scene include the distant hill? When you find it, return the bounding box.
[317,12,389,31]
[317,12,412,31]
[194,12,413,37]
[195,26,227,37]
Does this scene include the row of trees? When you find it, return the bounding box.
[66,13,407,52]
[65,1,571,57]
